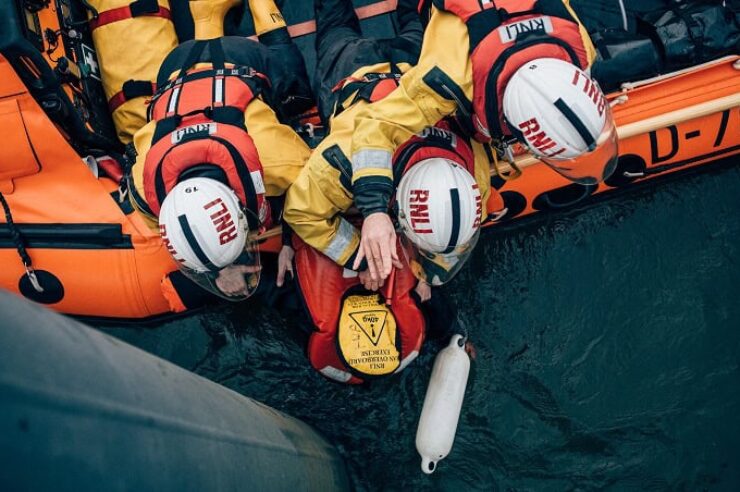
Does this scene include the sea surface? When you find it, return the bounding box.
[99,161,740,491]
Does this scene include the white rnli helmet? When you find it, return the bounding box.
[159,177,261,299]
[503,57,618,185]
[396,158,482,286]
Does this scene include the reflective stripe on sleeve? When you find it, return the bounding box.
[324,218,358,263]
[351,149,393,172]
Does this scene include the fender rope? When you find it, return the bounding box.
[0,191,44,293]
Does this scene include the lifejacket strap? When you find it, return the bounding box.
[108,80,156,112]
[208,38,227,71]
[176,40,209,80]
[89,0,171,31]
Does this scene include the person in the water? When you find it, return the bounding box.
[279,0,492,383]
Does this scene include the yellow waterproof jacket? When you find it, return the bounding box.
[88,0,242,144]
[283,61,491,269]
[348,2,595,213]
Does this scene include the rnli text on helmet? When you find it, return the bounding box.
[571,70,607,117]
[518,118,567,157]
[159,224,184,264]
[409,189,432,234]
[204,197,238,246]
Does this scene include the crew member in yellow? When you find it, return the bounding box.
[348,0,620,284]
[283,0,505,295]
[126,0,314,308]
[129,0,312,224]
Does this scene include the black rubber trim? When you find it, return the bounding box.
[0,223,132,249]
[322,144,353,192]
[352,177,394,218]
[422,67,477,137]
[443,188,461,254]
[554,97,596,148]
[178,214,217,271]
[422,66,475,121]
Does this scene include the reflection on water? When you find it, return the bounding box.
[100,164,740,490]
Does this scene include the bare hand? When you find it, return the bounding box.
[276,245,295,287]
[414,280,432,302]
[353,212,403,282]
[358,269,384,292]
[215,264,261,297]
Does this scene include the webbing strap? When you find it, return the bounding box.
[108,79,156,112]
[89,0,171,31]
[176,40,209,80]
[332,70,403,118]
[208,38,226,71]
[154,67,266,99]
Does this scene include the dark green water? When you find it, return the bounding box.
[99,162,740,491]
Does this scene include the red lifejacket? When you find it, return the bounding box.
[143,39,271,230]
[294,236,426,384]
[393,118,477,179]
[419,0,591,142]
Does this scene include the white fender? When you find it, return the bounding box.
[415,334,471,474]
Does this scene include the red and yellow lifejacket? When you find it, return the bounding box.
[393,118,477,179]
[141,40,271,231]
[419,0,591,141]
[294,236,426,384]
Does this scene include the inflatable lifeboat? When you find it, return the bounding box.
[0,0,738,321]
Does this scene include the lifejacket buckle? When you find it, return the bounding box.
[238,66,256,78]
[491,139,522,181]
